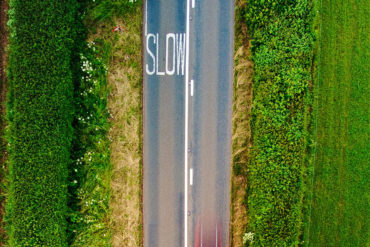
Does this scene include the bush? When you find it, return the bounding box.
[245,0,314,245]
[6,0,78,245]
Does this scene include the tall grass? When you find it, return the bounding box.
[105,8,143,247]
[231,0,253,246]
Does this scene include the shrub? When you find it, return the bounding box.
[245,0,314,245]
[6,0,78,245]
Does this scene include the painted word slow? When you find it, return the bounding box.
[146,33,186,76]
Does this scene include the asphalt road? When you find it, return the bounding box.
[143,0,234,246]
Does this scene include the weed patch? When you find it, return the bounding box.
[68,41,112,247]
[244,0,315,245]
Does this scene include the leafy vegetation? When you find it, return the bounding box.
[305,0,370,245]
[68,41,112,247]
[5,0,78,245]
[244,0,314,245]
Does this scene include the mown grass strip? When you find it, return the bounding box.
[244,0,314,245]
[306,0,369,245]
[5,0,78,245]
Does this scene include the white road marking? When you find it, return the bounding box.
[190,168,193,185]
[156,33,165,75]
[190,79,194,96]
[192,0,195,8]
[145,34,156,75]
[166,33,176,75]
[176,33,186,75]
[145,33,186,76]
[184,0,190,245]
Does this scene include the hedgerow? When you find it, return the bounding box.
[6,0,78,245]
[244,0,314,246]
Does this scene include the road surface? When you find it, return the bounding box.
[143,0,234,246]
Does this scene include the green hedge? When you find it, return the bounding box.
[245,0,314,246]
[6,0,77,245]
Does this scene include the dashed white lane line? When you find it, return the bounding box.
[190,80,194,96]
[192,0,195,8]
[190,168,193,185]
[184,0,191,246]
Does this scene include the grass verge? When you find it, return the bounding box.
[231,0,253,246]
[305,0,369,245]
[106,9,143,247]
[68,1,142,246]
[72,1,143,246]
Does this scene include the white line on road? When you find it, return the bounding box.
[190,80,194,96]
[192,0,195,8]
[184,0,191,246]
[190,168,193,185]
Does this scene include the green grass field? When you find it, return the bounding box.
[307,0,369,245]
